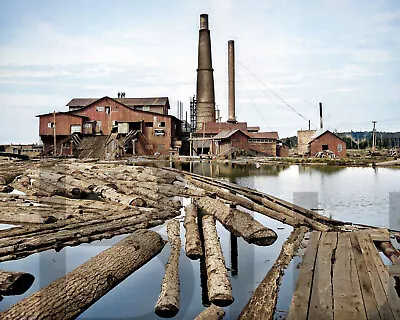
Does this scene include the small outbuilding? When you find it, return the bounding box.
[210,129,249,156]
[308,130,347,158]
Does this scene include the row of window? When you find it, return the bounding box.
[145,122,165,128]
[248,139,275,143]
[96,106,112,114]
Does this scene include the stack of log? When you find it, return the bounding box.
[2,159,393,319]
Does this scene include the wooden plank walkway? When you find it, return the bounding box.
[287,230,400,320]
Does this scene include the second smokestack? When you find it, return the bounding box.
[227,40,236,123]
[319,102,323,129]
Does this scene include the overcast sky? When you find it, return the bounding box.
[0,0,399,143]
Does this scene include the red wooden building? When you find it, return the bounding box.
[37,96,181,157]
[309,130,347,158]
[210,129,249,155]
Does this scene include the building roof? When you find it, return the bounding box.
[308,130,346,144]
[247,131,279,140]
[212,129,249,140]
[67,96,181,122]
[247,126,260,132]
[36,112,89,118]
[67,97,169,108]
[199,122,248,134]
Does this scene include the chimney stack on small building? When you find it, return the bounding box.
[227,40,237,123]
[196,14,216,131]
[319,102,323,129]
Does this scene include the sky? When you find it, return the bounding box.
[0,0,399,144]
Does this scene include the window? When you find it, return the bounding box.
[322,144,329,151]
[70,125,82,134]
[159,121,165,127]
[96,106,105,112]
[47,122,54,128]
[154,129,165,136]
[143,106,150,111]
[338,144,343,152]
[105,106,110,114]
[146,122,153,127]
[135,106,144,111]
[96,121,102,129]
[84,122,93,128]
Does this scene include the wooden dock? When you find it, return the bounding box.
[287,230,400,320]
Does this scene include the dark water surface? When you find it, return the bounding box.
[1,163,399,319]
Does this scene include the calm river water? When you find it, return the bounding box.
[1,163,399,319]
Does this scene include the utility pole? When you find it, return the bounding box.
[372,121,377,151]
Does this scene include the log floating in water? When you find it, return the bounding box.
[202,214,234,307]
[0,270,35,296]
[238,226,307,320]
[196,196,277,246]
[155,219,181,318]
[1,229,165,320]
[194,304,225,320]
[0,208,178,262]
[184,203,203,259]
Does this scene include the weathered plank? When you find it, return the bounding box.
[333,232,367,320]
[358,232,400,320]
[308,232,338,320]
[350,232,382,320]
[287,231,322,320]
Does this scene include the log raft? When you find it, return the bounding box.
[155,219,181,318]
[1,229,165,320]
[183,203,203,259]
[196,196,277,246]
[0,270,35,296]
[202,215,234,307]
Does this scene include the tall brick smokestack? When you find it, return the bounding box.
[196,14,216,130]
[227,40,236,123]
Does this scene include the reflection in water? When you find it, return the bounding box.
[230,233,238,276]
[298,164,346,175]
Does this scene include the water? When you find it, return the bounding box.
[1,164,399,319]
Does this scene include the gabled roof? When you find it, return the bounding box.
[308,130,346,144]
[67,97,169,108]
[212,129,249,140]
[67,96,181,122]
[247,131,279,140]
[199,122,248,134]
[36,112,89,118]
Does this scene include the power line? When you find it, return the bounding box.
[238,62,317,128]
[236,70,273,131]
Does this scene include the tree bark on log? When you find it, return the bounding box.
[1,229,166,320]
[0,208,178,262]
[196,197,277,246]
[184,203,203,259]
[0,270,35,295]
[194,305,225,320]
[187,177,330,232]
[202,215,234,307]
[238,226,308,320]
[155,219,181,318]
[378,241,400,264]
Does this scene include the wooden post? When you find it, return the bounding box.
[2,230,165,320]
[53,111,56,156]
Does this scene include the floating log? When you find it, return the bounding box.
[187,176,330,231]
[202,215,234,307]
[238,226,308,320]
[194,305,225,320]
[0,270,35,295]
[155,219,181,318]
[378,241,400,265]
[184,203,203,259]
[0,208,178,262]
[0,172,23,185]
[1,229,165,320]
[196,197,277,246]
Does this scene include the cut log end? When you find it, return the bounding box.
[154,304,179,318]
[210,294,234,307]
[249,230,278,246]
[0,272,35,296]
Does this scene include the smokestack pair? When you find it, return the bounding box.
[195,14,236,129]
